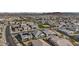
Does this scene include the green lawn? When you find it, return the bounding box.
[38,24,50,28]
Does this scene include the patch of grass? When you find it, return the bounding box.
[73,31,79,34]
[38,24,50,28]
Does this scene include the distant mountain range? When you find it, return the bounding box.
[0,12,79,16]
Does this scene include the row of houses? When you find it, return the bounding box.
[15,29,55,42]
[10,22,39,33]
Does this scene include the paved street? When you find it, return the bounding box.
[5,25,16,46]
